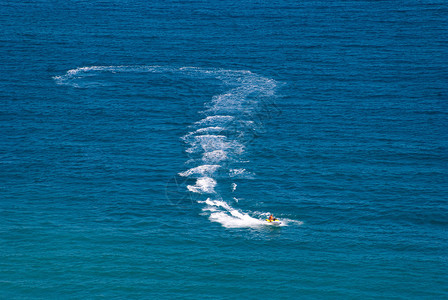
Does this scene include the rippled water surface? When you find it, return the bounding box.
[1,0,447,298]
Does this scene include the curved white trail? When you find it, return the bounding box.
[54,65,280,228]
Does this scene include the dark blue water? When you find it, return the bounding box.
[1,0,447,298]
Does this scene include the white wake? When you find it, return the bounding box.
[54,65,283,228]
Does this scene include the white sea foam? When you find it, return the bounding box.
[185,135,244,155]
[229,168,254,178]
[281,219,304,226]
[202,150,228,163]
[179,165,221,177]
[187,177,217,194]
[203,198,231,209]
[204,92,245,114]
[184,127,226,138]
[198,198,266,228]
[53,65,281,229]
[195,135,234,153]
[208,210,266,228]
[181,127,228,145]
[194,115,234,127]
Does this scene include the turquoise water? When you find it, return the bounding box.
[1,0,447,298]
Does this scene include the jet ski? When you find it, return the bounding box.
[265,218,282,225]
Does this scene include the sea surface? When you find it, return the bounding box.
[1,0,447,298]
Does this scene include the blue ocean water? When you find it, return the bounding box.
[1,0,447,298]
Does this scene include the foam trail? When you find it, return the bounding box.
[187,177,217,194]
[202,150,228,163]
[200,198,266,228]
[179,66,279,228]
[54,65,284,228]
[194,115,235,127]
[185,135,244,155]
[179,165,220,177]
[229,168,254,179]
